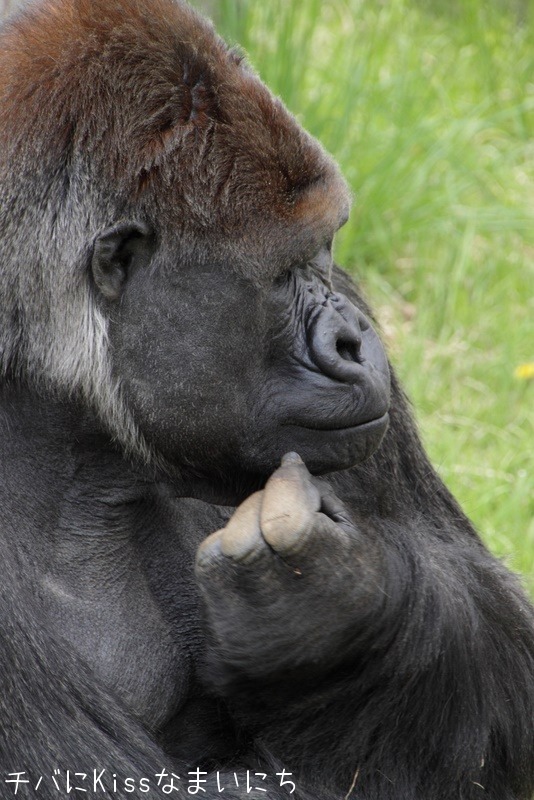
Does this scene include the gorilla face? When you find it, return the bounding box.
[97,218,390,492]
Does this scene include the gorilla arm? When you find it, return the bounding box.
[195,402,534,799]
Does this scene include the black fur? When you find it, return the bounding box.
[0,1,533,799]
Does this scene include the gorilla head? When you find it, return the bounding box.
[0,0,389,500]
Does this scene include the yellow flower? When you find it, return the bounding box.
[514,363,534,380]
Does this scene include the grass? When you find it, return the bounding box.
[197,0,534,595]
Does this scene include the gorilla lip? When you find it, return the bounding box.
[289,411,389,434]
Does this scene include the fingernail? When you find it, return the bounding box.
[281,452,303,466]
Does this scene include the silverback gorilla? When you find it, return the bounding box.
[0,1,533,798]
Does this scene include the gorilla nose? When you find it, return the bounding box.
[309,293,373,384]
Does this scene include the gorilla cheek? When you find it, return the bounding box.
[108,271,266,467]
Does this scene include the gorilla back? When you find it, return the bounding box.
[0,1,533,799]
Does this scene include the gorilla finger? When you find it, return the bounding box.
[195,529,225,572]
[196,492,267,568]
[311,478,358,532]
[260,452,322,555]
[220,491,267,564]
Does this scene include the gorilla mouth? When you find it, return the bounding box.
[293,411,389,433]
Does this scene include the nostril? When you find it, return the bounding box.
[336,338,361,364]
[308,292,372,384]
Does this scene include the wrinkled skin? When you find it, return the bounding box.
[0,1,534,799]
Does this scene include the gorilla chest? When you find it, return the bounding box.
[41,557,189,730]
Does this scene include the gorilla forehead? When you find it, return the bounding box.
[0,0,349,277]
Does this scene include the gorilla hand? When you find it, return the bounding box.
[195,453,382,682]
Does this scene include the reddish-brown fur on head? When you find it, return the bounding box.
[0,0,349,273]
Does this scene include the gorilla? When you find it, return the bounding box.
[0,1,533,798]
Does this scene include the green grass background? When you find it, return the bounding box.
[197,0,534,595]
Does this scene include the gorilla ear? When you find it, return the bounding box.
[91,221,155,301]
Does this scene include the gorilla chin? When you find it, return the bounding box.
[280,412,390,475]
[221,412,391,503]
[179,414,390,506]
